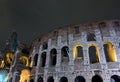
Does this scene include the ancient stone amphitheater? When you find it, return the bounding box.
[29,19,120,82]
[0,19,120,82]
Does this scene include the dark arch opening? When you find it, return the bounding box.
[34,54,38,66]
[99,22,106,27]
[30,79,34,82]
[61,46,69,62]
[89,46,99,64]
[42,42,48,50]
[47,76,54,82]
[92,75,103,82]
[9,78,12,82]
[75,76,85,82]
[50,48,57,66]
[87,33,96,41]
[60,77,68,82]
[111,75,120,82]
[76,46,83,58]
[103,42,117,62]
[41,52,46,67]
[37,76,43,82]
[104,44,110,62]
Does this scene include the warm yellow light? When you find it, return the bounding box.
[0,60,5,68]
[29,61,33,67]
[19,69,30,82]
[6,53,14,65]
[104,42,117,62]
[73,44,83,59]
[19,56,29,66]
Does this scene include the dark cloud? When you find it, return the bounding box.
[0,0,120,49]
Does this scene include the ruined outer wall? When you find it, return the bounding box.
[30,19,120,82]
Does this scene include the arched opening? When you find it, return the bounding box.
[61,46,69,62]
[9,78,12,82]
[60,77,68,82]
[19,56,29,66]
[34,54,38,66]
[37,76,43,82]
[103,42,117,62]
[41,52,46,67]
[88,44,100,64]
[73,44,83,60]
[50,48,57,66]
[92,75,103,82]
[111,75,120,82]
[0,70,8,82]
[75,76,85,82]
[20,69,30,82]
[6,53,14,67]
[42,42,48,50]
[47,76,54,82]
[87,33,96,41]
[30,79,34,82]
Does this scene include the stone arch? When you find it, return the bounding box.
[19,56,29,66]
[92,75,103,82]
[87,33,96,41]
[41,52,46,67]
[50,48,57,66]
[20,69,30,82]
[34,53,38,66]
[60,77,68,82]
[103,42,117,62]
[111,75,120,82]
[61,46,69,62]
[88,44,100,64]
[73,44,83,60]
[47,76,54,82]
[75,76,86,82]
[37,76,43,82]
[0,70,8,82]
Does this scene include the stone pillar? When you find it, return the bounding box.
[68,34,74,71]
[34,45,42,82]
[8,49,20,82]
[44,39,51,76]
[98,43,107,69]
[56,36,62,72]
[83,43,90,70]
[114,43,120,68]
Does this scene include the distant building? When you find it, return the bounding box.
[0,19,120,82]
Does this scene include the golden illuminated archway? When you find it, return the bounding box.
[103,42,117,62]
[6,53,14,66]
[19,69,30,82]
[19,56,29,66]
[73,44,83,60]
[88,44,100,64]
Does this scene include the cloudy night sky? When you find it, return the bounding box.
[0,0,120,49]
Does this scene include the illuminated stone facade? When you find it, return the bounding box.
[0,19,120,82]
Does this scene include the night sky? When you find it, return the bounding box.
[0,0,120,49]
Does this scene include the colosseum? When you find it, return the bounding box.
[0,19,120,82]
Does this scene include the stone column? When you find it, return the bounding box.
[8,49,20,82]
[34,45,42,82]
[98,43,107,69]
[114,42,120,68]
[44,39,51,76]
[68,34,74,71]
[83,43,90,70]
[56,36,62,72]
